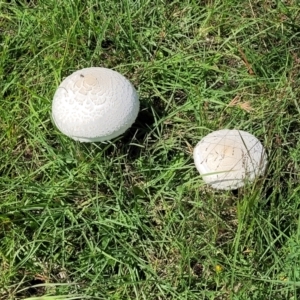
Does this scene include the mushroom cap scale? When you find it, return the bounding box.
[52,67,139,142]
[193,129,267,190]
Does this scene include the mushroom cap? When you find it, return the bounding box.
[193,129,267,190]
[52,67,139,142]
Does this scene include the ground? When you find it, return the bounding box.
[0,0,300,299]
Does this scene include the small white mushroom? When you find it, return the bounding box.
[52,67,139,142]
[193,129,267,190]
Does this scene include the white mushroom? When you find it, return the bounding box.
[52,67,139,142]
[193,129,267,190]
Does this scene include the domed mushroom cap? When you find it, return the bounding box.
[52,67,139,142]
[193,129,267,190]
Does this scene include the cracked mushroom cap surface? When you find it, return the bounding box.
[52,67,139,142]
[193,129,267,190]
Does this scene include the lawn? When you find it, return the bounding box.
[1,0,300,299]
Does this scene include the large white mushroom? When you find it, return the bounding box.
[193,129,267,190]
[52,67,139,142]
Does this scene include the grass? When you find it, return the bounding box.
[0,0,300,299]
